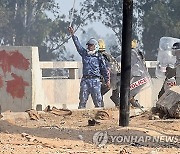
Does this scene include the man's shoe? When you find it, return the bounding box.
[110,96,120,107]
[130,100,143,108]
[78,106,86,109]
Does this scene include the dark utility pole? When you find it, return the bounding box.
[119,0,133,126]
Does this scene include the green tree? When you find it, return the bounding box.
[80,27,119,58]
[80,0,123,43]
[104,34,120,58]
[0,0,69,60]
[0,6,9,28]
[80,0,145,50]
[142,0,180,60]
[80,27,101,46]
[80,0,180,60]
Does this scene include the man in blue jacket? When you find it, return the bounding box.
[68,26,110,109]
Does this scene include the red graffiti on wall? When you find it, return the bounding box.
[0,75,3,88]
[0,50,30,75]
[0,50,30,98]
[6,73,29,99]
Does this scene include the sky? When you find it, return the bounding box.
[58,0,113,36]
[56,0,114,60]
[57,0,113,36]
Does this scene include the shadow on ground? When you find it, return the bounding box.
[0,119,179,148]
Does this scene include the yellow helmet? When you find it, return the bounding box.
[98,39,106,51]
[131,39,137,49]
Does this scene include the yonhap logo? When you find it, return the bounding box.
[93,131,108,146]
[92,131,179,146]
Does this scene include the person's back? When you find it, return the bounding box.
[111,40,151,107]
[98,39,121,106]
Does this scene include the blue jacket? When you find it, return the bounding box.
[72,35,109,83]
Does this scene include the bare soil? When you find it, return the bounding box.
[0,108,179,154]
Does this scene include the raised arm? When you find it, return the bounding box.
[68,26,86,56]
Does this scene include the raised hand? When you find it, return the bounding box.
[68,26,74,36]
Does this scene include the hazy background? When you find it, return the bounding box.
[57,0,114,60]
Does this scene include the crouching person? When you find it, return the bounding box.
[68,27,110,109]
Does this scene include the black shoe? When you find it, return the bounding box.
[78,106,86,109]
[88,119,100,126]
[110,96,120,107]
[130,100,143,108]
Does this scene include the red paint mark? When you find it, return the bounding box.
[166,81,176,87]
[10,51,30,70]
[6,73,29,98]
[0,50,30,75]
[0,75,3,88]
[0,50,11,74]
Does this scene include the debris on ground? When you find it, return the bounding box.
[44,105,72,116]
[88,119,100,126]
[21,133,37,142]
[119,148,130,154]
[156,86,180,119]
[26,109,40,120]
[51,106,72,116]
[44,105,51,112]
[0,108,179,154]
[148,114,160,120]
[95,110,110,120]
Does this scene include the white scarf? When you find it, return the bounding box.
[87,49,96,55]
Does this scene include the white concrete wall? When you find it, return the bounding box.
[0,46,48,112]
[42,79,116,109]
[41,77,163,110]
[32,47,49,110]
[0,46,163,111]
[42,79,81,109]
[40,61,163,110]
[41,74,163,110]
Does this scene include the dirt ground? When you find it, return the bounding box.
[0,108,179,154]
